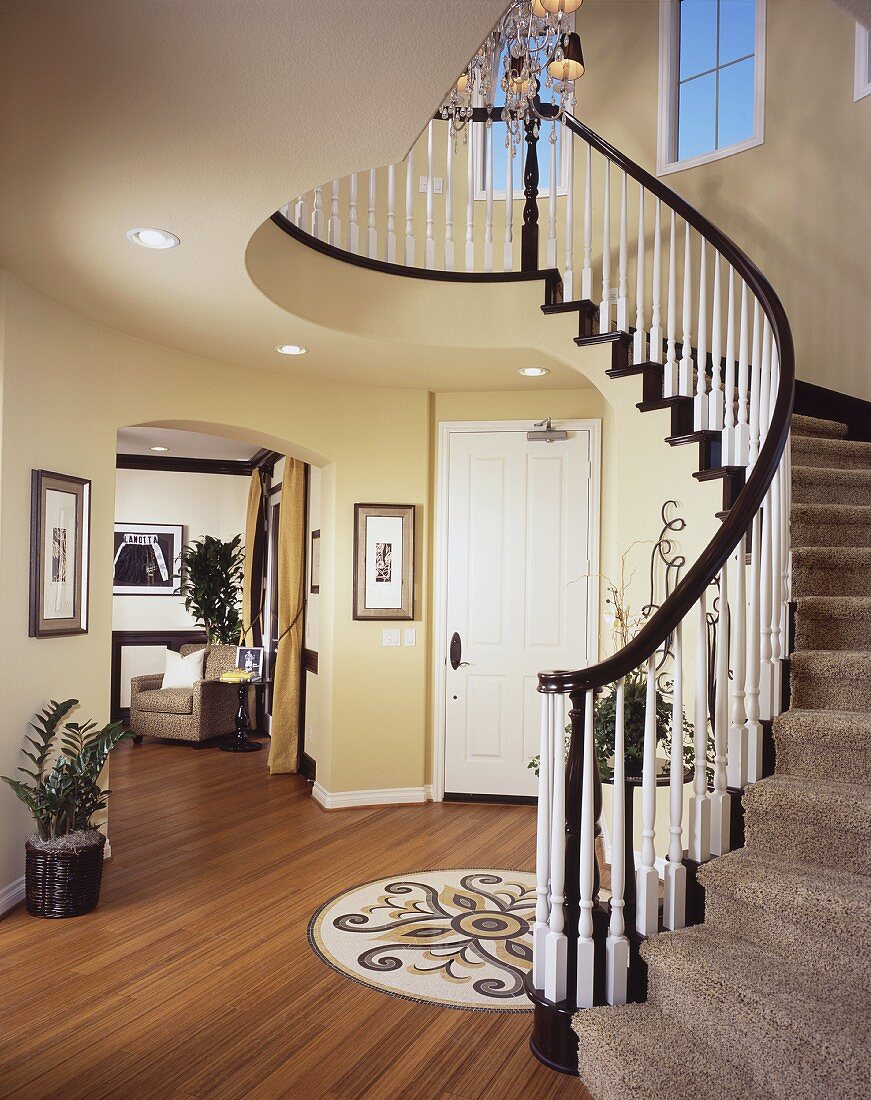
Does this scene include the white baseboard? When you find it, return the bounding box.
[312,783,431,810]
[0,875,25,917]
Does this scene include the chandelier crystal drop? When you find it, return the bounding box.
[439,0,585,151]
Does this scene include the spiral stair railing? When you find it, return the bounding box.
[272,108,795,1075]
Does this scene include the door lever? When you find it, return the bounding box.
[449,632,471,670]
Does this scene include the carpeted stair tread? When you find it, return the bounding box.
[791,503,871,548]
[790,649,871,711]
[792,434,871,470]
[791,547,871,597]
[791,413,849,438]
[573,1002,754,1100]
[640,926,869,1099]
[699,847,871,985]
[793,596,871,651]
[742,773,871,873]
[792,465,871,505]
[774,707,871,782]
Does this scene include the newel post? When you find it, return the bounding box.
[521,117,540,271]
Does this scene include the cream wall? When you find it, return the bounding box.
[113,467,249,631]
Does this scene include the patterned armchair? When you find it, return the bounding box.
[130,644,238,745]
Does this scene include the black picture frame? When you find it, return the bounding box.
[113,522,183,596]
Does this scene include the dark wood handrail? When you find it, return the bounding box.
[538,115,794,693]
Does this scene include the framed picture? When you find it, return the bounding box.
[113,522,183,596]
[29,470,91,638]
[236,646,264,681]
[310,529,321,594]
[353,504,415,621]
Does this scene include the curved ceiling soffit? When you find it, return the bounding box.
[131,419,333,469]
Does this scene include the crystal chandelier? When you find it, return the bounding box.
[440,0,585,150]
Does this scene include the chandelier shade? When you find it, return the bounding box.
[540,0,583,12]
[548,31,585,82]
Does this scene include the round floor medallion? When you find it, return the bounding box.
[308,868,536,1012]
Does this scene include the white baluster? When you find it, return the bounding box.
[745,505,763,783]
[722,267,737,464]
[747,300,762,467]
[386,165,397,263]
[328,179,340,247]
[733,280,751,465]
[295,193,308,231]
[311,185,325,240]
[708,250,724,430]
[484,124,494,273]
[617,170,628,331]
[504,139,514,271]
[444,141,454,271]
[581,143,593,299]
[663,621,686,930]
[689,592,711,862]
[600,160,612,331]
[576,690,596,1009]
[425,122,435,270]
[367,169,377,259]
[768,415,783,717]
[405,151,415,266]
[466,128,475,271]
[727,536,749,788]
[636,656,659,938]
[678,222,694,396]
[777,409,791,715]
[564,133,575,300]
[649,198,663,364]
[348,174,359,254]
[758,321,775,722]
[606,677,629,1006]
[709,567,732,855]
[694,237,709,430]
[545,693,568,1002]
[547,127,557,269]
[633,186,647,364]
[533,694,553,989]
[663,209,678,397]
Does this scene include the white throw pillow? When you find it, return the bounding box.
[161,647,206,690]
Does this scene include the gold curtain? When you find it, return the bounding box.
[241,469,264,645]
[268,458,306,774]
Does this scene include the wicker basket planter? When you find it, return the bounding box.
[25,831,106,919]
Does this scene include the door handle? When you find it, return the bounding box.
[449,632,471,670]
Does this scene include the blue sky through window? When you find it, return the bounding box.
[677,0,757,162]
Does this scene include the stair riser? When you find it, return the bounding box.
[792,563,871,598]
[792,441,871,471]
[743,808,868,873]
[792,474,871,506]
[794,610,871,651]
[790,516,871,549]
[791,414,849,439]
[791,664,871,712]
[774,738,871,784]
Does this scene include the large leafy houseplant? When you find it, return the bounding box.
[2,699,131,842]
[176,534,245,645]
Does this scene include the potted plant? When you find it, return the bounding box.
[2,699,131,918]
[176,533,245,644]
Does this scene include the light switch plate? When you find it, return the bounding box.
[382,629,401,647]
[404,628,416,647]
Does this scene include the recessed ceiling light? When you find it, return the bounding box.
[275,344,308,356]
[150,445,170,452]
[127,227,180,250]
[517,366,550,377]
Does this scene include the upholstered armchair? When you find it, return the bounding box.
[130,644,238,746]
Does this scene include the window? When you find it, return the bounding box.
[856,22,871,101]
[658,0,766,174]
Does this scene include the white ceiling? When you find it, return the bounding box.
[116,426,262,461]
[0,0,520,391]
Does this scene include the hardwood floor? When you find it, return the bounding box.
[0,740,586,1099]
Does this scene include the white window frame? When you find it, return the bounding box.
[855,22,871,101]
[657,0,766,176]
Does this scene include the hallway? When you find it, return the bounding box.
[0,740,582,1099]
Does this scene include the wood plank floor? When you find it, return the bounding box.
[0,740,586,1099]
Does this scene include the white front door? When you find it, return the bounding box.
[442,423,598,798]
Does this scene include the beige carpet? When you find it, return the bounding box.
[573,412,871,1099]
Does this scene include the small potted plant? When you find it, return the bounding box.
[2,699,131,918]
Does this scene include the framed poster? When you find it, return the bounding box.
[113,522,183,596]
[235,646,264,681]
[353,504,415,621]
[29,470,91,638]
[310,529,321,594]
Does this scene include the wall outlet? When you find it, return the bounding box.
[404,628,416,647]
[382,629,401,647]
[419,176,444,194]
